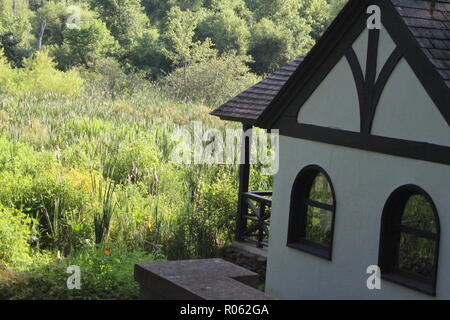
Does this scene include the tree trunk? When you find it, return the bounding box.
[37,19,47,50]
[12,0,16,16]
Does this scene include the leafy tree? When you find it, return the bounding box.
[51,7,118,69]
[168,0,205,11]
[161,6,216,67]
[31,1,69,47]
[88,0,150,48]
[206,0,252,20]
[197,8,250,55]
[141,0,171,23]
[0,0,33,66]
[246,0,332,40]
[129,28,170,76]
[329,0,348,20]
[0,32,29,66]
[249,18,309,75]
[28,0,46,11]
[159,51,259,107]
[300,0,333,40]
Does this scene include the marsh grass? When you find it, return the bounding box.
[0,67,270,263]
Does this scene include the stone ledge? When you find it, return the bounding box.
[134,259,275,300]
[220,243,267,283]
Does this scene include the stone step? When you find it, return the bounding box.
[134,259,275,300]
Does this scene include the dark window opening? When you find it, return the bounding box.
[287,165,336,260]
[379,185,440,296]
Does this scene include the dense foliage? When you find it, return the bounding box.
[0,49,272,298]
[0,0,350,300]
[0,244,162,299]
[0,0,348,77]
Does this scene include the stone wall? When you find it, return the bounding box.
[219,245,267,284]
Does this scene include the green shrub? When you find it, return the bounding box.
[0,205,36,269]
[190,168,237,258]
[160,166,238,260]
[0,49,83,98]
[108,139,159,184]
[0,244,163,300]
[0,167,93,252]
[81,58,148,97]
[158,51,259,107]
[0,135,55,175]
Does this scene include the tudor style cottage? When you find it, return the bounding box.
[212,0,450,299]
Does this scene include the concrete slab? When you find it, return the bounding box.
[134,259,275,300]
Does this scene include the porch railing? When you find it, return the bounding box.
[236,191,272,248]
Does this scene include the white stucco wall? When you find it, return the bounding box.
[353,28,369,74]
[376,25,396,78]
[267,19,450,299]
[265,136,450,300]
[297,57,360,132]
[371,57,450,147]
[376,24,449,146]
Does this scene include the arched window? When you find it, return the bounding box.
[287,165,336,260]
[379,185,440,296]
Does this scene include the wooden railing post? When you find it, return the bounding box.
[236,124,252,242]
[257,203,265,248]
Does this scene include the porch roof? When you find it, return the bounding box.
[210,57,304,126]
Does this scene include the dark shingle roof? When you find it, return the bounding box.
[210,57,304,124]
[392,0,450,88]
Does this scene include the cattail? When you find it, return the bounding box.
[153,167,158,184]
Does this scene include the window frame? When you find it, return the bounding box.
[378,185,440,296]
[287,165,336,260]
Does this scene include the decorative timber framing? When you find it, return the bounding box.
[345,29,403,134]
[255,0,450,166]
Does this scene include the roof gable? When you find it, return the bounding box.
[252,0,450,165]
[256,0,450,129]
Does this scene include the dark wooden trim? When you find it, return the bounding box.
[236,124,252,241]
[345,48,365,132]
[287,240,331,260]
[243,192,272,205]
[378,184,440,296]
[366,29,379,90]
[345,29,403,135]
[363,29,380,134]
[277,120,450,166]
[287,165,336,261]
[306,199,334,212]
[211,114,255,126]
[398,225,437,241]
[241,191,272,248]
[370,48,403,132]
[381,272,435,296]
